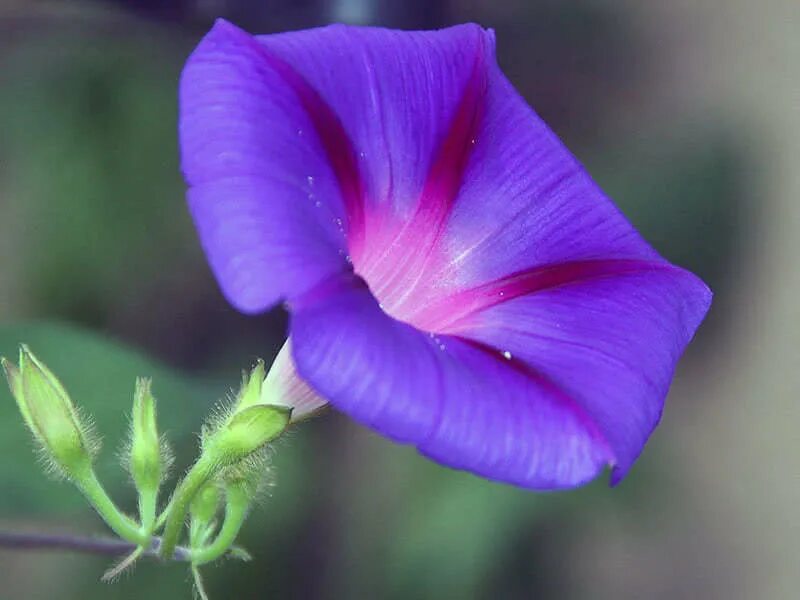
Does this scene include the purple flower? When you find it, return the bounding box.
[180,19,711,490]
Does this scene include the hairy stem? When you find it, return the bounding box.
[190,484,249,566]
[74,469,148,546]
[138,489,158,535]
[159,456,216,559]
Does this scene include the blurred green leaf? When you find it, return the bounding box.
[386,467,539,598]
[0,28,199,324]
[0,321,213,514]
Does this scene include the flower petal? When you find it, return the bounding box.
[289,274,615,490]
[256,23,492,230]
[262,340,327,421]
[447,264,712,482]
[180,20,355,312]
[440,50,661,289]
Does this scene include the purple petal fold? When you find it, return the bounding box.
[181,20,353,312]
[290,274,615,489]
[444,262,711,483]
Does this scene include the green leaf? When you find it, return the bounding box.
[0,321,215,514]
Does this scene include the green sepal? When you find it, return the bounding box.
[199,360,291,467]
[235,359,265,412]
[203,404,291,467]
[160,360,291,560]
[2,345,97,479]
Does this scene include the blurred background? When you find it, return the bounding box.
[0,0,797,598]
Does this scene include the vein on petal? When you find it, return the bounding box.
[358,33,491,312]
[229,24,369,257]
[457,338,616,465]
[416,258,679,333]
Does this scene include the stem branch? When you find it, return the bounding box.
[0,530,191,561]
[159,456,216,559]
[190,484,249,566]
[74,469,148,546]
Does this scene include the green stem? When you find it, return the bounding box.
[159,456,216,559]
[154,505,168,531]
[192,565,210,600]
[74,469,147,546]
[138,489,158,535]
[190,484,249,566]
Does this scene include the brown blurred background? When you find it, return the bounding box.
[0,1,797,598]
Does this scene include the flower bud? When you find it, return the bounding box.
[1,345,96,479]
[129,378,167,494]
[204,404,291,467]
[200,361,291,466]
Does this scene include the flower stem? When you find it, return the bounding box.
[192,564,210,600]
[0,530,191,561]
[73,468,148,546]
[138,489,158,535]
[0,531,136,556]
[190,484,249,566]
[159,456,216,560]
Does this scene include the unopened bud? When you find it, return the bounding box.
[1,346,96,479]
[129,378,167,494]
[204,404,291,467]
[200,361,290,466]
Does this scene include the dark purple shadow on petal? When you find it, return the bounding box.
[412,258,680,333]
[412,45,488,239]
[218,20,368,256]
[452,265,712,486]
[289,271,615,489]
[452,337,616,464]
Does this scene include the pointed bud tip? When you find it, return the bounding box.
[18,344,35,366]
[1,356,20,392]
[235,359,268,411]
[1,355,14,374]
[135,376,153,393]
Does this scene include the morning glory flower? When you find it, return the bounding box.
[180,19,711,490]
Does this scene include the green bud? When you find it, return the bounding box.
[1,346,96,479]
[129,378,167,493]
[204,404,291,467]
[160,362,288,562]
[200,361,290,466]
